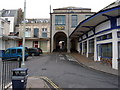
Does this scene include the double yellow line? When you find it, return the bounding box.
[40,76,62,90]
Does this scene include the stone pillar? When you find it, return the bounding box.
[112,30,118,69]
[67,37,70,53]
[82,42,84,55]
[94,36,97,61]
[86,40,89,57]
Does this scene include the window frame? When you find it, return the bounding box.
[55,15,66,25]
[71,15,78,28]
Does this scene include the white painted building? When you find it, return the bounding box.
[0,18,20,50]
[70,1,120,69]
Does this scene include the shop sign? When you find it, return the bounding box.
[55,26,65,30]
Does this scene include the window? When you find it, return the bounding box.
[71,15,77,28]
[42,28,47,37]
[80,43,82,53]
[5,49,10,54]
[97,36,101,41]
[34,28,39,37]
[33,41,38,48]
[17,49,22,54]
[89,39,94,53]
[25,28,31,37]
[42,28,47,32]
[55,15,66,25]
[118,32,120,38]
[42,33,47,37]
[83,41,87,55]
[11,49,16,54]
[118,42,120,59]
[101,43,112,58]
[97,33,112,41]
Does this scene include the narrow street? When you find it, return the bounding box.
[25,53,118,88]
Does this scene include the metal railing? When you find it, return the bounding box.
[0,58,21,90]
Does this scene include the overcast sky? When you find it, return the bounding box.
[0,0,115,18]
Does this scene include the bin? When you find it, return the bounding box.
[12,68,28,90]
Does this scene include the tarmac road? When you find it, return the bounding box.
[25,53,118,88]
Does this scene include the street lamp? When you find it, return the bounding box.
[21,0,26,67]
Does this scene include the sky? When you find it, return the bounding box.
[0,0,116,18]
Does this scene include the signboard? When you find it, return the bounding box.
[55,26,65,30]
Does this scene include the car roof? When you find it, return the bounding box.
[7,47,23,49]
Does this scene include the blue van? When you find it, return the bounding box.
[2,47,29,61]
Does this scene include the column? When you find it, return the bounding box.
[82,42,84,55]
[112,30,118,69]
[67,37,70,53]
[94,36,97,61]
[86,40,89,57]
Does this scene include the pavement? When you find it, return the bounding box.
[70,53,118,76]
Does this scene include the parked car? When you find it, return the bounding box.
[2,47,29,61]
[37,48,43,54]
[0,50,5,58]
[28,48,41,56]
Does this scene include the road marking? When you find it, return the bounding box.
[40,76,62,90]
[65,54,79,62]
[60,57,65,60]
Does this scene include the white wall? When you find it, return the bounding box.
[25,41,33,48]
[1,17,15,32]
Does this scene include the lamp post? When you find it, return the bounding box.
[21,0,26,67]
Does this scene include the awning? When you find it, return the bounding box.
[70,4,120,38]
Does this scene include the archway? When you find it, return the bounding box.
[53,32,67,52]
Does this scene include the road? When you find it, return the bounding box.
[25,53,118,88]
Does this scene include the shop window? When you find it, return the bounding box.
[101,43,112,58]
[83,41,87,55]
[118,32,120,38]
[89,39,94,53]
[118,42,120,59]
[80,43,82,53]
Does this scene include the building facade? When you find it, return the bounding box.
[0,8,23,33]
[0,8,23,51]
[70,1,120,69]
[50,7,95,52]
[18,19,50,53]
[0,18,20,51]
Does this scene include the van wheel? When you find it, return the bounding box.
[17,57,21,61]
[32,53,35,56]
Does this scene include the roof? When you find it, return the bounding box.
[70,1,120,38]
[1,9,18,17]
[53,6,91,10]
